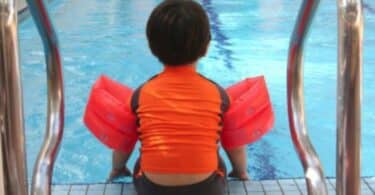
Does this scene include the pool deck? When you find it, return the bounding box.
[51,177,375,195]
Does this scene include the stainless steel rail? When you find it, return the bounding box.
[25,0,65,195]
[286,0,328,194]
[336,0,363,195]
[0,0,28,194]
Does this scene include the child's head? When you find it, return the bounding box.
[146,0,211,66]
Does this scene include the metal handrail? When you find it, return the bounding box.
[336,0,363,194]
[0,0,28,194]
[25,0,65,195]
[286,0,328,194]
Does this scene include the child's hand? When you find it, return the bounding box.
[108,167,132,182]
[228,170,250,180]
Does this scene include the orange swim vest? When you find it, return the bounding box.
[130,65,229,173]
[84,68,275,173]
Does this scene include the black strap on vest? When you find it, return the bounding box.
[130,74,159,127]
[198,74,230,115]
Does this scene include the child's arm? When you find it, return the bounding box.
[225,145,250,180]
[108,150,133,181]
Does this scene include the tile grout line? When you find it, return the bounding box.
[329,179,336,190]
[226,180,230,195]
[122,183,125,195]
[241,181,248,195]
[276,179,285,195]
[103,183,108,195]
[82,185,88,195]
[293,179,304,194]
[123,183,130,195]
[68,184,88,195]
[259,181,266,194]
[67,184,72,195]
[85,184,105,195]
[363,179,375,193]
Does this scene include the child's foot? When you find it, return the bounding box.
[228,170,250,180]
[108,167,132,181]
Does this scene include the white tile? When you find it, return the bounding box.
[265,192,282,195]
[262,183,281,192]
[229,181,245,188]
[278,179,299,191]
[245,181,263,192]
[261,180,278,185]
[324,179,335,191]
[52,191,69,195]
[88,184,105,191]
[361,190,375,195]
[122,184,136,195]
[70,184,88,191]
[299,189,308,195]
[294,179,306,185]
[105,183,122,190]
[52,184,70,195]
[69,185,88,195]
[261,180,281,192]
[362,181,372,191]
[245,192,264,195]
[69,191,86,195]
[281,191,301,195]
[104,183,122,195]
[229,181,246,193]
[368,183,375,192]
[295,179,307,190]
[86,191,104,195]
[365,177,375,184]
[328,178,336,188]
[328,190,336,195]
[53,185,71,191]
[277,179,295,185]
[104,190,122,195]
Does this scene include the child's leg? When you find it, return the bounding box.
[225,145,249,180]
[108,150,132,181]
[218,155,227,175]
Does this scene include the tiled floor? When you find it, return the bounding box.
[52,177,375,195]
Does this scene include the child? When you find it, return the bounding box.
[109,0,248,194]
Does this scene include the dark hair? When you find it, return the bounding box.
[146,0,211,66]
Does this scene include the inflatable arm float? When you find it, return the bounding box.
[221,76,274,149]
[83,76,137,153]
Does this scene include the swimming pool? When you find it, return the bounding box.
[19,0,375,183]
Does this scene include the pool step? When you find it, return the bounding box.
[52,177,375,195]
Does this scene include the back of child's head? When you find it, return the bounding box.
[146,0,211,66]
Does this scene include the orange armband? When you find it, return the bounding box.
[83,75,138,153]
[221,76,275,150]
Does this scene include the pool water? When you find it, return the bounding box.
[19,0,375,183]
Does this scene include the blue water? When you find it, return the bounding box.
[19,0,375,183]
